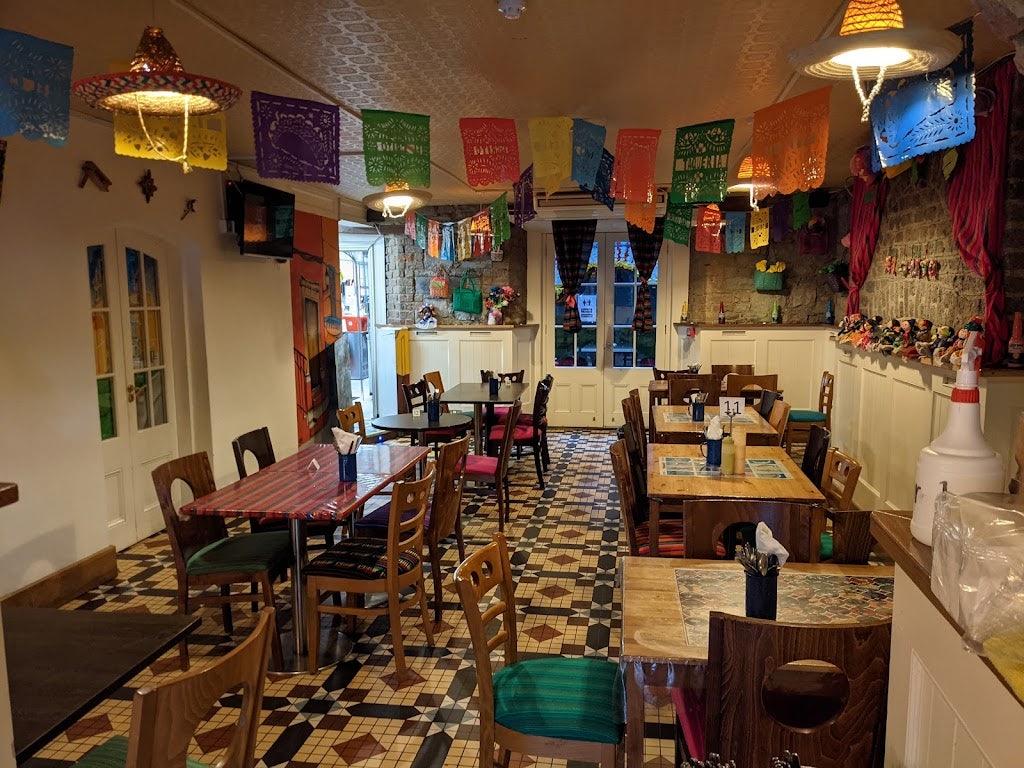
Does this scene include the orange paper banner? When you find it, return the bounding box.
[751,86,831,201]
[611,128,661,203]
[694,205,723,254]
[624,200,657,234]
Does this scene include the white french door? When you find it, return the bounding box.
[88,231,179,550]
[544,230,669,428]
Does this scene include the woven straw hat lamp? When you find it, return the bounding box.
[788,0,962,120]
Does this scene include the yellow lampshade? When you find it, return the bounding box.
[736,156,753,181]
[839,0,904,36]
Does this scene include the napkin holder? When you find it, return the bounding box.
[745,572,778,620]
[489,377,500,396]
[426,400,441,424]
[338,453,358,483]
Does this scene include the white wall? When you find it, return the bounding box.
[0,117,297,593]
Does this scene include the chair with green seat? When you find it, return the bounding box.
[453,532,623,768]
[785,371,834,455]
[72,607,275,768]
[152,452,289,668]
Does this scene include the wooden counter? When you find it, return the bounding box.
[871,510,1024,768]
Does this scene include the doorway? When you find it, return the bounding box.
[88,231,179,550]
[544,230,667,428]
[339,229,381,419]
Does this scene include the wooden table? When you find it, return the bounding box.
[651,405,775,443]
[370,411,473,454]
[4,606,199,764]
[618,556,894,768]
[645,444,825,556]
[181,442,427,673]
[441,381,529,454]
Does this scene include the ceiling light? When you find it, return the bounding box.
[497,0,527,20]
[788,0,961,121]
[726,156,760,209]
[363,185,432,219]
[72,26,241,171]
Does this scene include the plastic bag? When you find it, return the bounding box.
[429,268,450,299]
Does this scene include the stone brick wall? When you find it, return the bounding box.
[687,198,842,325]
[382,204,527,326]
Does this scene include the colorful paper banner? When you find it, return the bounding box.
[724,211,747,253]
[582,148,616,211]
[792,192,810,230]
[770,196,790,242]
[528,116,573,196]
[427,219,441,258]
[250,91,340,184]
[671,119,734,203]
[664,200,692,246]
[752,86,831,200]
[457,217,472,261]
[0,29,72,145]
[362,109,431,187]
[114,112,228,170]
[441,222,455,261]
[625,199,657,234]
[611,129,661,203]
[459,117,520,186]
[512,164,537,228]
[490,193,511,248]
[415,214,428,250]
[572,119,607,189]
[470,210,492,257]
[694,206,723,254]
[749,207,770,249]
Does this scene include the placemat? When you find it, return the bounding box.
[658,456,793,479]
[663,412,756,424]
[674,569,894,647]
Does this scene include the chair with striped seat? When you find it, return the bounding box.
[785,371,834,455]
[304,465,436,678]
[454,533,623,768]
[487,376,552,488]
[611,439,684,557]
[71,607,276,768]
[465,400,521,532]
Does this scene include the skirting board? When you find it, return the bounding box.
[1,546,117,608]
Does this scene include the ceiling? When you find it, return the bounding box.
[13,0,1015,214]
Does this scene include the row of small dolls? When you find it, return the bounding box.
[836,313,984,366]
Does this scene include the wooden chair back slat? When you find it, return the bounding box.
[679,498,821,562]
[337,402,368,439]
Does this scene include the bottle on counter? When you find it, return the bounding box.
[680,300,689,322]
[718,302,726,324]
[1008,311,1023,368]
[771,300,781,324]
[825,297,835,326]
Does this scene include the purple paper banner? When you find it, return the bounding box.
[771,196,791,242]
[0,29,72,145]
[513,164,537,228]
[251,91,340,184]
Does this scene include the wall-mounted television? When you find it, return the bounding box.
[225,179,296,260]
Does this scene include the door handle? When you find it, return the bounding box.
[126,384,136,403]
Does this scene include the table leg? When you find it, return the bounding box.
[625,665,646,768]
[473,403,484,454]
[289,518,308,657]
[649,497,660,557]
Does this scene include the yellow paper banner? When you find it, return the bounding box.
[114,112,228,170]
[749,207,770,249]
[528,117,573,197]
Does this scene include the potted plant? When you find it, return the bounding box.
[820,258,849,293]
[753,259,786,292]
[614,259,636,283]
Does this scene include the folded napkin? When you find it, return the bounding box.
[331,427,360,455]
[705,415,724,440]
[755,521,789,567]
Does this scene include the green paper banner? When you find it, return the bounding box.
[362,109,431,188]
[490,194,511,248]
[671,119,734,204]
[415,214,428,250]
[792,191,810,230]
[664,200,692,246]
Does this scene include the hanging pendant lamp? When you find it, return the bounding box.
[363,184,432,219]
[72,27,241,171]
[788,0,961,121]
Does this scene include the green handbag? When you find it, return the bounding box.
[452,273,483,315]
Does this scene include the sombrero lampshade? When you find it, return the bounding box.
[363,184,432,219]
[788,0,961,119]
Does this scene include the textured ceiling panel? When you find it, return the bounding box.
[11,0,1013,210]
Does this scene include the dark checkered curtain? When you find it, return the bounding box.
[628,216,664,332]
[553,219,597,333]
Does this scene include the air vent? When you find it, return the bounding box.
[533,187,667,219]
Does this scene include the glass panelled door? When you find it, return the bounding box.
[547,231,663,428]
[90,233,178,550]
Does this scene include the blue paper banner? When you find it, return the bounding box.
[441,222,455,261]
[582,148,616,211]
[869,20,974,170]
[0,29,73,145]
[572,119,606,189]
[724,211,747,253]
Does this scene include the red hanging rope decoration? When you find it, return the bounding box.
[845,175,888,317]
[947,58,1015,367]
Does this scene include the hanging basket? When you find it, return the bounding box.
[824,273,848,293]
[753,270,784,292]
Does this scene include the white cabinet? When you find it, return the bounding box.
[406,325,538,394]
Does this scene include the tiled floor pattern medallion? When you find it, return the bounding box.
[26,429,682,768]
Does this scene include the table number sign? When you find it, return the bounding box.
[719,397,745,422]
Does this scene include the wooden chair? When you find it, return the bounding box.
[355,436,469,621]
[748,399,790,447]
[654,366,699,379]
[711,364,754,378]
[72,607,276,768]
[304,465,436,677]
[479,369,526,435]
[336,402,368,439]
[423,370,453,413]
[488,375,552,488]
[465,400,521,532]
[726,374,779,406]
[757,389,782,421]
[232,427,336,549]
[821,448,861,511]
[453,533,623,768]
[697,611,892,767]
[402,378,467,452]
[800,424,831,487]
[785,371,834,456]
[611,440,683,556]
[152,452,289,668]
[668,374,720,406]
[677,498,822,562]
